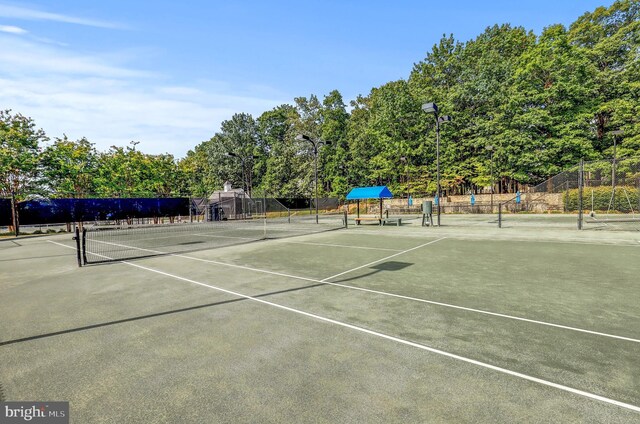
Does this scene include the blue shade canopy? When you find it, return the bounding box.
[346,186,393,200]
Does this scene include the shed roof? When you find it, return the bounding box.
[346,186,393,200]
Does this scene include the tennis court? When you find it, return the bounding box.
[1,219,639,422]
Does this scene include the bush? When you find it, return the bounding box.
[564,186,639,212]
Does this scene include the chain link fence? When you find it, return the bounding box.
[497,157,640,230]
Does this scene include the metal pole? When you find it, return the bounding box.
[82,228,87,265]
[74,227,82,267]
[314,144,319,224]
[498,203,502,228]
[578,159,584,230]
[436,118,441,226]
[241,159,246,219]
[611,136,617,211]
[406,163,410,199]
[490,150,494,214]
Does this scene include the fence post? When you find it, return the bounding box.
[81,228,87,265]
[578,159,584,230]
[74,227,82,267]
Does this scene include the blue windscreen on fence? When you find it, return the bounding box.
[16,198,191,225]
[0,198,11,226]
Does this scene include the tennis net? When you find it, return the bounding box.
[80,210,346,265]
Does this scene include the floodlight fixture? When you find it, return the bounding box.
[422,103,438,114]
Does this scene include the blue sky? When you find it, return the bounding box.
[0,0,614,158]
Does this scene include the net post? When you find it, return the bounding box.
[81,227,87,265]
[578,159,584,230]
[498,203,502,228]
[74,227,82,267]
[343,209,348,228]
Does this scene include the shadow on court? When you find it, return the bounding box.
[0,281,327,347]
[331,261,413,284]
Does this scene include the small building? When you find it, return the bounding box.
[208,182,251,220]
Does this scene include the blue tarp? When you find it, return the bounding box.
[346,186,393,200]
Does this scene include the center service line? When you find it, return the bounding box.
[124,260,640,414]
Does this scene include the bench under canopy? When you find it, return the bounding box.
[346,186,394,221]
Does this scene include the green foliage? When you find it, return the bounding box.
[94,142,183,197]
[40,135,98,197]
[0,110,47,199]
[3,1,640,201]
[564,186,639,212]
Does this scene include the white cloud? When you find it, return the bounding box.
[0,34,287,158]
[0,4,124,29]
[0,37,153,78]
[0,24,26,34]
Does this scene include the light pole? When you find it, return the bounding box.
[226,152,258,219]
[422,102,452,226]
[486,145,494,213]
[296,134,331,224]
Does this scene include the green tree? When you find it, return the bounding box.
[213,113,262,196]
[507,24,598,184]
[364,81,423,192]
[568,0,640,156]
[320,90,349,196]
[0,110,47,198]
[0,110,47,232]
[293,95,324,198]
[178,142,219,197]
[257,104,305,197]
[40,135,98,197]
[345,95,375,188]
[95,142,183,197]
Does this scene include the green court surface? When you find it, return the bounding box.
[1,221,639,423]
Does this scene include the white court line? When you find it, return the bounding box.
[320,238,447,282]
[345,229,640,247]
[116,257,640,414]
[193,233,257,240]
[172,247,640,344]
[274,240,403,252]
[47,240,640,412]
[50,239,640,344]
[48,240,640,343]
